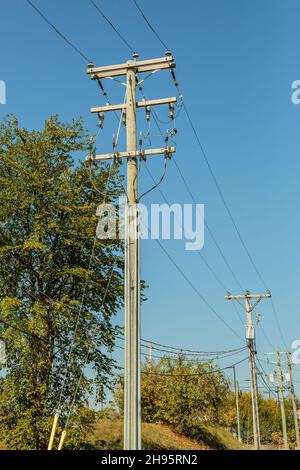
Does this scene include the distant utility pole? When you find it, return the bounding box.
[276,350,289,450]
[287,352,300,449]
[232,365,242,442]
[267,350,289,450]
[86,53,176,450]
[225,290,271,450]
[148,343,153,363]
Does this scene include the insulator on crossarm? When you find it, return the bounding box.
[164,131,169,146]
[98,112,104,129]
[122,109,127,126]
[169,103,175,120]
[112,133,117,153]
[146,106,151,122]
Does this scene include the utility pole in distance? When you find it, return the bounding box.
[231,365,242,442]
[276,350,289,450]
[266,350,289,450]
[225,290,271,450]
[86,54,176,450]
[287,352,300,449]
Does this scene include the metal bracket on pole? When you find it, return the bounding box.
[85,147,176,162]
[90,97,177,114]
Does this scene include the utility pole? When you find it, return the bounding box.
[232,365,242,442]
[86,53,176,450]
[148,343,153,363]
[225,290,271,450]
[276,350,289,450]
[287,352,300,449]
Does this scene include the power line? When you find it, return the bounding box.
[89,0,135,53]
[140,337,246,356]
[142,161,245,329]
[25,0,91,62]
[24,0,276,357]
[148,109,245,293]
[26,0,275,385]
[152,236,243,340]
[131,0,287,354]
[57,161,117,409]
[255,358,277,399]
[85,18,243,343]
[142,356,249,377]
[135,83,246,330]
[132,0,168,51]
[116,170,243,340]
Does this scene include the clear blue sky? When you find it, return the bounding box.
[1,0,300,394]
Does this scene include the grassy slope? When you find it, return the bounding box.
[88,420,246,450]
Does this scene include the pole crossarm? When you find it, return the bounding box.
[86,147,176,162]
[87,55,175,80]
[225,293,272,300]
[90,97,177,114]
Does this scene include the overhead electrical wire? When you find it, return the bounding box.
[132,0,169,50]
[56,161,117,410]
[255,360,277,399]
[23,0,286,419]
[140,338,246,356]
[115,343,247,362]
[89,67,243,341]
[25,0,91,62]
[134,80,246,331]
[131,0,287,352]
[25,0,287,352]
[141,356,249,377]
[25,0,247,348]
[82,7,244,342]
[62,265,117,429]
[89,0,135,53]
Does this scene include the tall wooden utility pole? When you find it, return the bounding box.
[86,53,176,450]
[276,350,289,450]
[225,290,271,450]
[287,352,300,449]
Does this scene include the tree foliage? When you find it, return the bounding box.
[0,115,123,449]
[225,390,299,448]
[115,356,230,437]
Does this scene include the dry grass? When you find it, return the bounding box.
[88,419,246,450]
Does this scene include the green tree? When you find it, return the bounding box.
[224,391,299,447]
[0,115,123,449]
[115,356,230,437]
